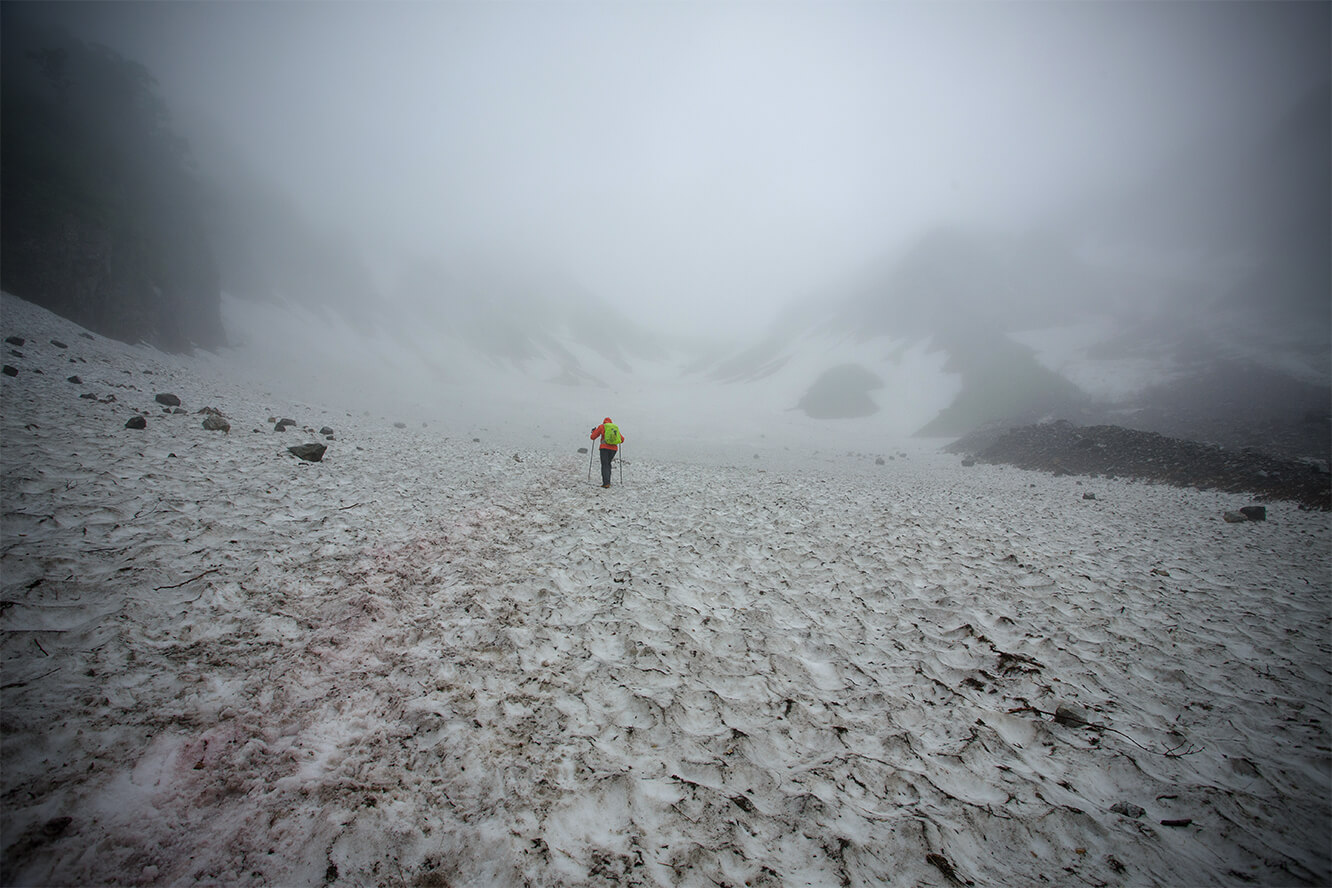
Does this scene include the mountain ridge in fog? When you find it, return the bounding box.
[1,4,1325,460]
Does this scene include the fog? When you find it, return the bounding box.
[19,1,1330,339]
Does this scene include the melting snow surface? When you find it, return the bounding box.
[2,293,1329,886]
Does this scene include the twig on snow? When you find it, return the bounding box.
[2,668,59,690]
[154,567,222,591]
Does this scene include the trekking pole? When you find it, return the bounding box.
[618,443,624,485]
[588,441,595,483]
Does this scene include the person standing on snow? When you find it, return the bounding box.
[590,417,624,488]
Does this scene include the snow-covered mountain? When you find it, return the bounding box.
[704,83,1330,461]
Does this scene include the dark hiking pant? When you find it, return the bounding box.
[600,447,616,485]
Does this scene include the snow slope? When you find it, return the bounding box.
[2,292,1329,886]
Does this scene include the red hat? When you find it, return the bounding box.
[604,417,612,422]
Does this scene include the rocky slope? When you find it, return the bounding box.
[948,420,1331,510]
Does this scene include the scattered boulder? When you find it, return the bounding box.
[875,457,885,465]
[5,336,24,346]
[288,443,327,462]
[275,418,296,432]
[1053,703,1090,727]
[50,339,68,349]
[319,426,334,436]
[1110,802,1145,819]
[577,447,588,454]
[1239,505,1267,521]
[172,407,187,415]
[155,393,182,407]
[125,415,147,430]
[1083,492,1096,500]
[202,414,231,433]
[393,422,407,429]
[3,365,17,377]
[67,376,83,384]
[960,458,976,467]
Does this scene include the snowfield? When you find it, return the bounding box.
[2,293,1329,887]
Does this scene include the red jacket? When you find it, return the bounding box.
[590,420,624,451]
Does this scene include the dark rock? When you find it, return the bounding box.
[50,340,68,349]
[80,392,97,400]
[172,407,187,415]
[1083,492,1096,500]
[80,332,95,340]
[1053,703,1089,727]
[1110,802,1145,819]
[473,437,481,443]
[42,815,73,838]
[155,393,182,407]
[125,415,147,429]
[960,458,976,467]
[66,375,82,384]
[288,443,327,462]
[393,422,407,429]
[3,365,17,377]
[202,415,230,433]
[319,426,334,436]
[5,336,24,346]
[1239,506,1267,521]
[275,418,296,432]
[577,447,588,454]
[875,457,885,465]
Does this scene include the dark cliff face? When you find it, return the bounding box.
[0,10,222,352]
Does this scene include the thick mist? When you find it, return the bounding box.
[14,1,1329,339]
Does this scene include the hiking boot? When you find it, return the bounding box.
[602,483,611,488]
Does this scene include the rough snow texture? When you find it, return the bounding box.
[2,293,1329,887]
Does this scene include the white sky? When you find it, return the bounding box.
[29,1,1332,337]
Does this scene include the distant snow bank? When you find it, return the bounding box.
[215,292,950,462]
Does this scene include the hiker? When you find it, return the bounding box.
[590,417,624,488]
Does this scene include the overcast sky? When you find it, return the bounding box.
[28,1,1331,337]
